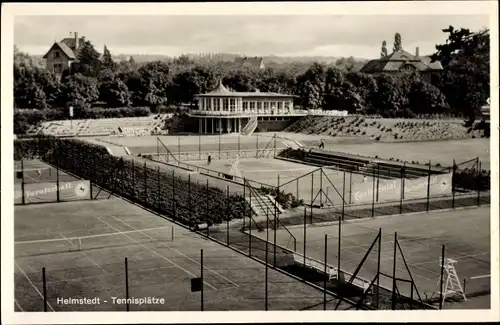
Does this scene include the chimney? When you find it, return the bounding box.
[415,47,419,57]
[74,32,79,50]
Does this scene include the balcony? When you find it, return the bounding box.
[188,109,308,117]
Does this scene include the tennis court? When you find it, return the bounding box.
[14,198,355,311]
[250,206,491,309]
[13,159,106,204]
[186,157,378,206]
[96,134,286,156]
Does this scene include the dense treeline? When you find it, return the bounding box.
[14,27,489,129]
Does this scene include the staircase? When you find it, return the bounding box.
[277,136,303,150]
[244,186,283,216]
[302,149,445,180]
[241,116,258,136]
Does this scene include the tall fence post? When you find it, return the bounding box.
[439,245,445,310]
[371,169,376,218]
[143,162,148,203]
[206,180,210,237]
[125,257,130,311]
[303,207,307,270]
[201,249,204,311]
[296,178,299,202]
[265,208,269,311]
[399,167,404,214]
[274,175,280,265]
[323,234,328,310]
[342,171,346,221]
[56,158,60,203]
[188,174,192,215]
[198,135,201,161]
[349,171,353,205]
[226,185,230,246]
[131,159,136,198]
[256,133,259,159]
[157,166,161,209]
[243,178,246,230]
[376,164,380,202]
[218,134,221,160]
[249,189,252,256]
[477,161,481,205]
[177,136,181,161]
[42,267,47,312]
[310,172,314,221]
[452,159,456,209]
[238,134,241,155]
[338,208,341,275]
[391,232,398,310]
[402,162,406,201]
[21,159,26,205]
[273,133,277,158]
[376,228,382,309]
[426,161,432,212]
[319,168,323,207]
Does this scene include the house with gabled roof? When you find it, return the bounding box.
[235,56,265,69]
[360,47,443,83]
[43,32,84,75]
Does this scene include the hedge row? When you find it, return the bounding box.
[15,136,252,227]
[14,107,151,134]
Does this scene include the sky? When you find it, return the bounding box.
[14,14,489,59]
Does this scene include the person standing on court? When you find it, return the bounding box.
[319,139,325,150]
[207,154,211,165]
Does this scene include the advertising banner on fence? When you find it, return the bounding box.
[14,180,91,204]
[351,172,453,204]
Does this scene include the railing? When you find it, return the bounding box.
[189,108,350,117]
[245,180,297,252]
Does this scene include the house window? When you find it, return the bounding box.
[223,98,229,111]
[229,98,236,112]
[54,51,60,59]
[263,102,269,110]
[213,98,220,111]
[53,63,63,73]
[242,102,248,111]
[400,64,416,72]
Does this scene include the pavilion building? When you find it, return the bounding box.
[190,81,305,134]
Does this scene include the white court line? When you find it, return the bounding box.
[14,261,55,311]
[410,252,490,267]
[59,232,108,275]
[470,274,490,280]
[95,217,217,291]
[14,299,24,312]
[105,214,240,288]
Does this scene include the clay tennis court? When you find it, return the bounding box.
[250,206,491,309]
[14,198,355,312]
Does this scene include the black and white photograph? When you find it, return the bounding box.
[1,1,498,323]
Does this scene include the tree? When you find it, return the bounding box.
[101,45,115,70]
[381,41,388,58]
[60,74,99,110]
[297,80,322,109]
[372,73,408,115]
[99,78,132,107]
[72,39,101,76]
[393,33,402,52]
[430,26,489,125]
[406,76,449,115]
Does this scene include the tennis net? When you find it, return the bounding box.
[15,226,175,257]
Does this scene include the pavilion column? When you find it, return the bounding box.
[204,118,207,135]
[199,119,202,134]
[238,118,241,133]
[211,118,214,134]
[219,119,222,134]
